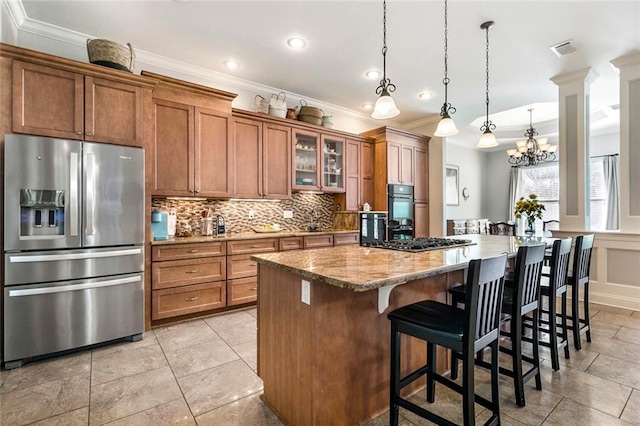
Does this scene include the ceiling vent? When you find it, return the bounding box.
[550,40,577,57]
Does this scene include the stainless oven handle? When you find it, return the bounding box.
[69,151,79,236]
[8,275,142,297]
[85,152,95,236]
[8,248,143,263]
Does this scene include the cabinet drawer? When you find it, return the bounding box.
[304,234,334,249]
[152,282,226,320]
[334,232,359,246]
[152,242,226,261]
[279,236,304,251]
[227,254,258,280]
[152,257,226,290]
[227,238,278,255]
[228,276,258,306]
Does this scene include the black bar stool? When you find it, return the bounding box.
[450,244,546,407]
[523,237,572,371]
[388,254,507,426]
[566,234,595,350]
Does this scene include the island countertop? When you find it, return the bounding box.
[252,234,550,292]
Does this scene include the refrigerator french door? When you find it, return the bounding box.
[3,134,145,368]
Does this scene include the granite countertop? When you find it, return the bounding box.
[252,234,552,292]
[151,229,358,245]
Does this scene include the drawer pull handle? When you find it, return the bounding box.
[249,263,257,267]
[185,296,199,301]
[188,249,199,253]
[285,242,297,246]
[185,269,199,274]
[250,287,258,291]
[250,244,260,248]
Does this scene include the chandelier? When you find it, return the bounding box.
[507,108,557,166]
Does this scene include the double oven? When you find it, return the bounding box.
[387,184,414,240]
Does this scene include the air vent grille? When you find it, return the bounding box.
[550,40,577,57]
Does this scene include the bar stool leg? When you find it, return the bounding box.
[511,315,526,407]
[390,323,400,426]
[584,281,592,343]
[532,309,542,390]
[426,342,436,403]
[490,340,501,420]
[547,293,560,371]
[571,283,582,350]
[561,292,570,359]
[462,344,476,426]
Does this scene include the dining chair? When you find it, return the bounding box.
[488,222,516,236]
[542,220,560,232]
[388,254,507,426]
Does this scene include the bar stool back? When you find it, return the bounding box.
[388,254,507,426]
[567,234,595,350]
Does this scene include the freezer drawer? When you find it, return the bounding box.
[5,246,143,286]
[4,272,144,365]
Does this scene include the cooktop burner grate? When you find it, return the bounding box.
[363,237,475,252]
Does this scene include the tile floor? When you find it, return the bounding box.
[0,302,639,426]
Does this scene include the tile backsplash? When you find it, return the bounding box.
[152,193,339,234]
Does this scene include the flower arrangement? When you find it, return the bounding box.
[514,194,545,234]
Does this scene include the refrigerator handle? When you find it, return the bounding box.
[69,152,79,236]
[85,152,95,236]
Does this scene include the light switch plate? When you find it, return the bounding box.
[301,280,310,305]
[283,210,293,219]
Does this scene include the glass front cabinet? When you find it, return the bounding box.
[293,130,345,193]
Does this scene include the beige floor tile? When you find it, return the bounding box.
[164,337,239,378]
[245,307,258,320]
[556,347,598,372]
[589,319,622,338]
[590,303,635,317]
[591,311,640,330]
[632,311,640,320]
[92,333,158,359]
[0,352,90,394]
[92,343,167,386]
[585,333,640,364]
[30,407,88,425]
[614,326,640,345]
[539,362,632,417]
[621,389,640,425]
[542,398,634,425]
[194,393,281,425]
[178,359,263,417]
[0,374,89,426]
[204,312,257,346]
[363,411,415,426]
[105,398,196,426]
[89,366,182,425]
[586,353,640,389]
[231,340,258,371]
[0,368,9,387]
[154,319,221,352]
[501,413,529,425]
[204,310,255,329]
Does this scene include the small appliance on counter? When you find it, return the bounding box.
[167,210,177,237]
[151,210,169,241]
[359,212,387,245]
[216,215,226,236]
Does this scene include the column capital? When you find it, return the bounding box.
[550,67,599,86]
[611,51,640,70]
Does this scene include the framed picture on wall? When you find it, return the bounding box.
[446,165,459,206]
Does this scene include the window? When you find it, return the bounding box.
[589,158,607,231]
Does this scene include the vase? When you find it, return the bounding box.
[525,216,536,235]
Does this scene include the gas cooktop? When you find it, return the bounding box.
[363,237,475,253]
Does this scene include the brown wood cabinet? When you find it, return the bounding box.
[233,116,292,199]
[144,71,236,198]
[333,232,359,246]
[414,203,429,238]
[152,282,225,320]
[279,236,304,251]
[304,234,334,249]
[11,59,148,147]
[335,139,375,211]
[227,238,277,306]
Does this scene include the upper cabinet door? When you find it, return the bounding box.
[263,122,291,199]
[293,129,321,191]
[321,135,345,193]
[386,141,402,184]
[84,76,144,147]
[401,145,415,185]
[232,117,262,198]
[414,146,428,203]
[152,99,195,196]
[12,60,84,140]
[195,107,233,197]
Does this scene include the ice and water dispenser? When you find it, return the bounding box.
[19,189,65,237]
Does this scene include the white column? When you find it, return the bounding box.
[610,52,640,234]
[550,68,599,231]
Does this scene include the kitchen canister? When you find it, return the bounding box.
[268,92,287,118]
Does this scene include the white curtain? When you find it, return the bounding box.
[507,166,519,222]
[603,155,620,230]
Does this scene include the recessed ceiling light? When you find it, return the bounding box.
[362,103,374,110]
[287,37,307,49]
[365,70,381,80]
[224,60,239,70]
[418,92,433,100]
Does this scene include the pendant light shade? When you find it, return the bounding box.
[372,0,400,119]
[476,20,498,148]
[434,0,459,137]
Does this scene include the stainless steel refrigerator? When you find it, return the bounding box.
[3,134,145,369]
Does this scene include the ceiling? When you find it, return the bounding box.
[17,0,640,148]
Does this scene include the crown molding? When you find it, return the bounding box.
[550,67,599,86]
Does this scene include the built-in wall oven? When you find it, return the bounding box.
[3,135,145,369]
[387,184,414,240]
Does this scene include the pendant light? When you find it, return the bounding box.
[434,0,459,137]
[371,0,400,119]
[476,20,498,148]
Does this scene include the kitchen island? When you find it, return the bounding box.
[252,234,545,425]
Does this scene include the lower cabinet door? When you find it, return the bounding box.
[152,281,226,319]
[334,232,359,246]
[228,276,258,306]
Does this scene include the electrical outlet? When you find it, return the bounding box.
[301,280,310,305]
[248,210,254,219]
[283,210,293,219]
